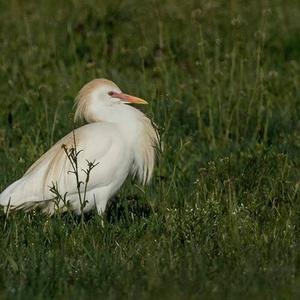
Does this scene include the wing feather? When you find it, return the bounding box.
[0,123,120,212]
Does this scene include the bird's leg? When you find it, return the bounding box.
[93,191,111,215]
[96,202,107,215]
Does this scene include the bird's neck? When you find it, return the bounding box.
[109,105,154,149]
[84,104,159,184]
[117,107,159,184]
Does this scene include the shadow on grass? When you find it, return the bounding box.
[0,195,152,226]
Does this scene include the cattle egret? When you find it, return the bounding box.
[0,79,159,215]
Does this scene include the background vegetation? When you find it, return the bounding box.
[0,0,300,299]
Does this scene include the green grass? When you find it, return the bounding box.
[0,0,300,299]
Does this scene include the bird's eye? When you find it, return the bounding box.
[108,91,114,96]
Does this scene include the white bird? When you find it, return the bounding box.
[0,79,159,215]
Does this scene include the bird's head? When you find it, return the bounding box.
[74,79,148,123]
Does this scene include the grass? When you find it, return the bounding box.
[0,0,300,299]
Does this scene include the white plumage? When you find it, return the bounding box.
[0,79,159,215]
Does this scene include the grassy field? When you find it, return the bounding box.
[0,0,300,299]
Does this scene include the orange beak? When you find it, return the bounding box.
[110,92,148,105]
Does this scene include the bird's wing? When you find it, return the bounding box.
[0,123,127,210]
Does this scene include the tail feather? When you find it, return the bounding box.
[0,177,45,212]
